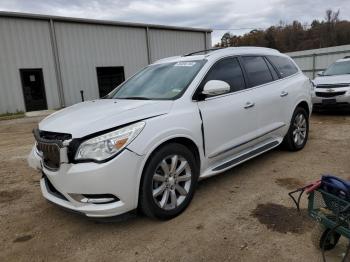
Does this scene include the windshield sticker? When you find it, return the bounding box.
[174,62,197,67]
[171,88,182,93]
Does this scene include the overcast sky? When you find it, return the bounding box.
[0,0,349,45]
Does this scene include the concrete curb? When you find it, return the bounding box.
[25,110,56,117]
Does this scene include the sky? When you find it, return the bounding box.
[0,0,350,45]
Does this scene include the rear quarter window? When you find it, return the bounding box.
[267,56,298,78]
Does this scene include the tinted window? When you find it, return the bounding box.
[202,57,245,94]
[242,56,273,87]
[264,58,279,80]
[268,55,298,78]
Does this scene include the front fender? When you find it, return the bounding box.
[128,113,203,157]
[126,111,204,208]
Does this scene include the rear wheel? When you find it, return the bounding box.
[282,107,309,151]
[139,143,199,220]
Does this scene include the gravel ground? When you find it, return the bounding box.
[0,113,349,262]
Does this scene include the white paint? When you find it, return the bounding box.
[28,47,312,217]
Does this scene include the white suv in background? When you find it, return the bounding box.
[312,57,350,110]
[28,47,312,220]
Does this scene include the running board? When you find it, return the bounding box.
[212,140,279,172]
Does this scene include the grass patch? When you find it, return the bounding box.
[0,111,25,121]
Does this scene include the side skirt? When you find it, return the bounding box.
[199,139,281,179]
[212,140,279,171]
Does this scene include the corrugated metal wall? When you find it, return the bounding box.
[54,22,150,106]
[149,29,207,62]
[0,15,211,113]
[0,17,60,113]
[286,44,350,79]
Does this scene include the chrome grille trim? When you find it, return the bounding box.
[36,141,61,170]
[33,128,71,171]
[316,84,350,89]
[315,91,346,98]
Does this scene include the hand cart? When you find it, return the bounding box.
[289,176,350,262]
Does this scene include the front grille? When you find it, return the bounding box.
[34,128,71,170]
[39,130,72,141]
[316,84,350,88]
[316,91,346,98]
[36,142,61,170]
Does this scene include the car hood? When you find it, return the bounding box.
[314,74,350,85]
[39,99,173,138]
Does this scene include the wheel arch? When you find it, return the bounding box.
[136,136,201,207]
[296,100,310,116]
[286,99,310,131]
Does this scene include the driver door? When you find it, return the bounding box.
[196,57,259,166]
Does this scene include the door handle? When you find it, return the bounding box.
[280,91,289,97]
[244,102,255,109]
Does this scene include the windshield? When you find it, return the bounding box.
[108,60,206,100]
[323,61,350,76]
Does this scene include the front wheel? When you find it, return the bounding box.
[139,143,199,220]
[282,107,309,151]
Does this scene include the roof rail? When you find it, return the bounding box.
[184,47,225,56]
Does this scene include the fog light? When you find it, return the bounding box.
[69,193,119,204]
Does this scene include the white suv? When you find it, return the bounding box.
[28,47,312,219]
[312,57,350,110]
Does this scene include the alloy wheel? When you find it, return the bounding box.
[152,155,192,210]
[292,113,307,146]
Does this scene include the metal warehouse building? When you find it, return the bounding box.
[0,12,212,114]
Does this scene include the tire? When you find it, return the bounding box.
[311,223,341,251]
[282,107,309,151]
[139,143,199,220]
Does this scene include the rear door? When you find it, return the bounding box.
[240,56,287,140]
[196,57,259,165]
[266,55,300,120]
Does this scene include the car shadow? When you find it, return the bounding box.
[49,146,293,225]
[312,108,350,116]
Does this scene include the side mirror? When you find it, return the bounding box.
[202,80,230,96]
[317,71,324,77]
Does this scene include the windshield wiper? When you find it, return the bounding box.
[323,73,350,76]
[119,96,151,100]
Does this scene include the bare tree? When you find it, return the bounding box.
[324,9,340,46]
[325,9,340,23]
[217,9,350,52]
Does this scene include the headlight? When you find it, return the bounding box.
[75,121,145,161]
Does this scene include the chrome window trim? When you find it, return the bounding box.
[191,54,301,102]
